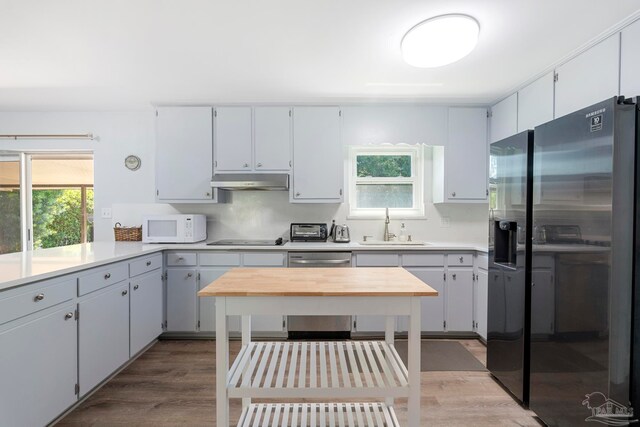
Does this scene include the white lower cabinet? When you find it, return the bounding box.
[446,268,474,331]
[355,251,475,334]
[167,251,287,336]
[198,268,228,332]
[166,268,198,332]
[406,268,445,332]
[130,271,163,356]
[0,304,77,427]
[79,282,130,396]
[475,269,488,340]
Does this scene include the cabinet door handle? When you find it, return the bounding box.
[451,192,456,197]
[295,192,301,197]
[34,293,45,302]
[122,290,128,296]
[104,273,111,280]
[133,285,139,290]
[187,273,193,278]
[452,273,457,280]
[243,163,249,168]
[459,256,464,263]
[64,312,74,320]
[206,192,211,197]
[146,261,152,266]
[256,163,262,167]
[177,257,184,261]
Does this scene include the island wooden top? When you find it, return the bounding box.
[197,267,438,297]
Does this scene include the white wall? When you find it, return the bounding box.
[0,105,489,247]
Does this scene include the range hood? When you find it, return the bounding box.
[210,173,289,191]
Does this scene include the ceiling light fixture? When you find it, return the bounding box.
[401,14,480,68]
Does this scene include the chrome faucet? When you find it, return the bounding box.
[383,207,396,241]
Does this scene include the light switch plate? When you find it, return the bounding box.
[101,208,112,219]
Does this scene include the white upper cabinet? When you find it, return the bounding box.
[214,106,292,173]
[555,34,620,118]
[254,107,292,171]
[214,107,253,171]
[433,107,488,203]
[291,106,343,203]
[156,107,219,202]
[490,93,518,143]
[517,72,554,131]
[620,19,640,97]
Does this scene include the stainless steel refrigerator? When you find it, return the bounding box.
[528,97,637,426]
[487,130,534,405]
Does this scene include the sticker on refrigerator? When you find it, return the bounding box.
[590,114,603,132]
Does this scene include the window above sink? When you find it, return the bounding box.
[347,145,425,219]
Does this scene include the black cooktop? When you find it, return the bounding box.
[207,238,285,246]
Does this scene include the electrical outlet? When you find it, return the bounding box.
[440,216,450,227]
[101,208,112,219]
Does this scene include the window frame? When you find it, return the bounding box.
[348,145,425,219]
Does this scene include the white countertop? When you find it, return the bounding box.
[0,241,488,292]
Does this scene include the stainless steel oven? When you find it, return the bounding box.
[287,252,352,339]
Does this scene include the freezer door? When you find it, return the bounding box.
[487,130,534,404]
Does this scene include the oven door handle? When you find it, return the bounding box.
[289,259,351,265]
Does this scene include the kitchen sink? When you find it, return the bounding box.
[358,240,429,246]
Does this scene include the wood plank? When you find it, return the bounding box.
[197,267,438,297]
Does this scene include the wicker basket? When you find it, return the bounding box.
[113,222,142,242]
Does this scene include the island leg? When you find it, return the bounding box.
[216,297,228,427]
[241,315,251,410]
[385,316,395,407]
[407,297,421,427]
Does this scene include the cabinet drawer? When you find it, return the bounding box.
[199,252,241,266]
[355,253,399,267]
[448,253,473,267]
[0,278,76,325]
[402,253,444,267]
[243,252,285,267]
[166,252,197,267]
[129,254,162,277]
[78,262,128,296]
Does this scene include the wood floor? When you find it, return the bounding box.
[56,339,541,426]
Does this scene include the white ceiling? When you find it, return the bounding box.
[1,0,639,111]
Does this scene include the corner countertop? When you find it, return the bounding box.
[0,241,487,292]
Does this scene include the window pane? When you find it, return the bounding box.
[356,184,413,208]
[357,155,411,178]
[31,156,94,249]
[0,158,21,254]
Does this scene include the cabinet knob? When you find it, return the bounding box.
[256,163,262,167]
[459,256,464,263]
[451,192,456,197]
[146,261,152,266]
[64,312,74,320]
[122,290,128,296]
[295,192,301,197]
[104,273,111,280]
[243,163,249,168]
[452,273,457,280]
[177,256,184,261]
[133,284,139,290]
[206,192,211,197]
[34,293,45,302]
[187,273,193,278]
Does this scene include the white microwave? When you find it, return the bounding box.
[142,214,207,243]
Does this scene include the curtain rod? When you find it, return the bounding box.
[0,134,95,140]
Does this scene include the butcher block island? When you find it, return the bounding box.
[199,267,437,427]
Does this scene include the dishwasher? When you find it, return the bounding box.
[287,252,352,339]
